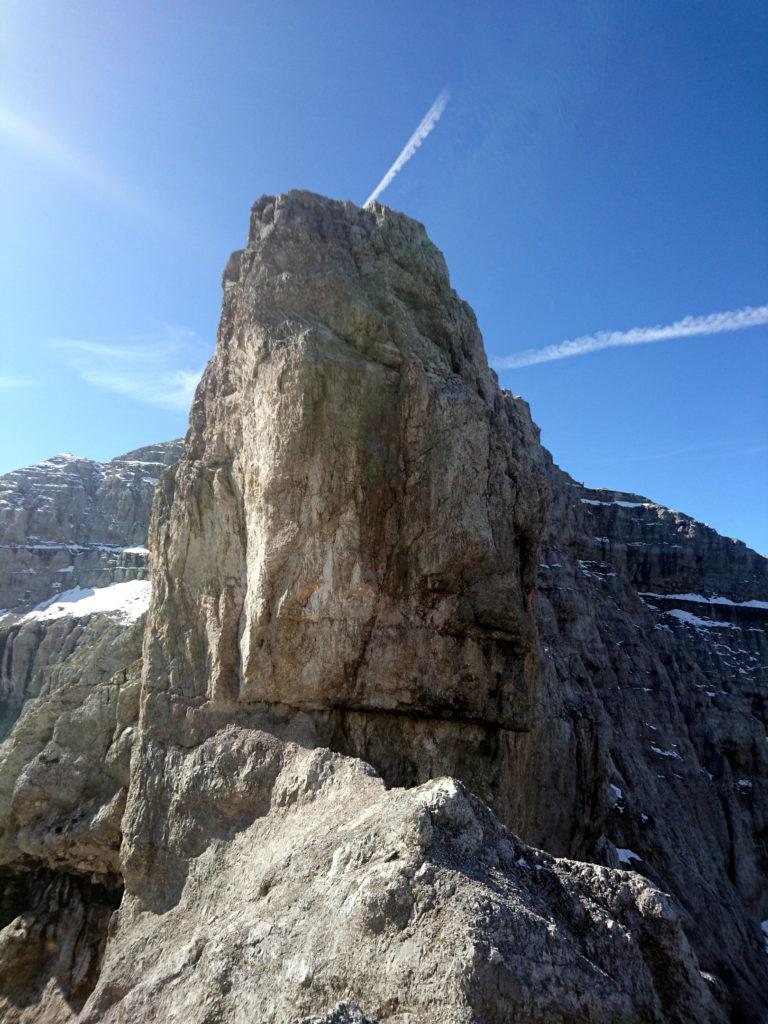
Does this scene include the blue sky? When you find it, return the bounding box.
[1,1,766,550]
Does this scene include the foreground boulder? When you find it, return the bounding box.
[83,738,722,1023]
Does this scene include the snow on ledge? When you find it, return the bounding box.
[21,580,151,625]
[640,591,768,611]
[664,609,738,630]
[650,744,682,760]
[580,498,651,509]
[42,452,87,465]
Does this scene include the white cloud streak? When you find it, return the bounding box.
[0,376,37,390]
[50,326,208,411]
[364,89,449,207]
[494,304,768,369]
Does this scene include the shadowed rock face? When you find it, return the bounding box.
[0,192,766,1022]
[521,461,768,1017]
[0,444,181,1024]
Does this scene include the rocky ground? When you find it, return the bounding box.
[0,192,765,1022]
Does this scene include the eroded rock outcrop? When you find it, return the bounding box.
[84,752,723,1023]
[0,192,765,1022]
[0,616,142,1024]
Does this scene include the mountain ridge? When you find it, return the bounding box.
[0,191,765,1022]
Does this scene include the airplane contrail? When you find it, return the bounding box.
[494,304,768,369]
[364,89,449,208]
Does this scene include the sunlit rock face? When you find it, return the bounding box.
[147,191,547,726]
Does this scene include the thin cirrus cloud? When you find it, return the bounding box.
[494,304,768,370]
[0,376,37,390]
[364,89,450,207]
[50,326,209,412]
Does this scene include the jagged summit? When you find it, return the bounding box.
[0,195,765,1022]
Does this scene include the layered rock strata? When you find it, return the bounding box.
[0,441,183,615]
[520,463,768,1015]
[0,441,182,737]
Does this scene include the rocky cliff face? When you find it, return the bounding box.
[0,441,182,739]
[0,441,183,615]
[151,194,545,725]
[524,463,768,1014]
[0,192,765,1023]
[0,444,183,1023]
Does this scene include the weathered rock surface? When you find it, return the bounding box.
[0,615,142,1024]
[83,749,723,1023]
[291,1006,378,1024]
[0,192,765,1022]
[0,441,183,614]
[0,617,142,881]
[0,870,120,1024]
[517,462,768,1016]
[0,444,180,1022]
[151,192,546,727]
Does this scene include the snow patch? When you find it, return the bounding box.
[650,745,682,760]
[21,580,150,625]
[641,591,768,611]
[580,498,651,509]
[664,609,737,630]
[616,848,642,866]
